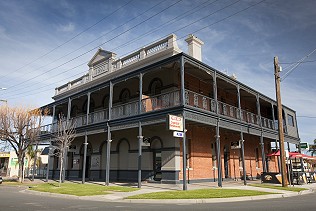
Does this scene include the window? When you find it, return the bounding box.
[287,114,295,127]
[83,99,95,113]
[119,88,130,103]
[149,78,162,96]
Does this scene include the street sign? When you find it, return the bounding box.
[173,131,184,138]
[300,142,309,150]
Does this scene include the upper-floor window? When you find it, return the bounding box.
[83,99,95,113]
[287,114,295,127]
[149,78,162,96]
[70,105,78,117]
[119,88,130,103]
[103,95,109,108]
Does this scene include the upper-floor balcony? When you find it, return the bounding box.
[40,89,275,134]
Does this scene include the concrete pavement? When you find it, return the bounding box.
[16,179,316,204]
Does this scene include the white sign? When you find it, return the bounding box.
[168,115,183,131]
[173,131,184,138]
[231,141,241,149]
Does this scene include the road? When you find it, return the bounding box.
[0,185,316,211]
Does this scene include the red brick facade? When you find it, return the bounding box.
[179,125,278,180]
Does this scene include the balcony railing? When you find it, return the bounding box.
[112,100,139,119]
[184,90,275,129]
[141,90,180,113]
[88,109,109,124]
[41,89,276,134]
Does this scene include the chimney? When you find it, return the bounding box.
[185,34,204,61]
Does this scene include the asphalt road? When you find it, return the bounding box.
[0,185,316,211]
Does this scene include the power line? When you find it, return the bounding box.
[279,59,316,65]
[281,47,316,81]
[3,0,183,93]
[6,0,266,100]
[5,0,216,99]
[297,116,316,119]
[0,0,134,80]
[3,0,182,94]
[1,0,168,90]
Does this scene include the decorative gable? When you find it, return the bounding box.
[88,48,116,67]
[88,49,117,78]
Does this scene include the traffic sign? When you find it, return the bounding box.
[173,131,184,138]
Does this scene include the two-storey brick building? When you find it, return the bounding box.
[40,34,300,185]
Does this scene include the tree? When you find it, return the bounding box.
[0,104,47,182]
[52,115,76,186]
[25,144,42,178]
[309,139,316,156]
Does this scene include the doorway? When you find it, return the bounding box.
[153,151,162,181]
[224,146,230,178]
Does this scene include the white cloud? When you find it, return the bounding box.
[57,22,75,32]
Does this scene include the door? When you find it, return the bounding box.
[85,156,90,178]
[224,146,230,178]
[153,151,162,181]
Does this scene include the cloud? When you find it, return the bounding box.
[57,22,75,32]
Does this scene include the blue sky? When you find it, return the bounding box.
[0,0,315,147]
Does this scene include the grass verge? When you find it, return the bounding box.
[29,182,138,196]
[249,184,307,192]
[127,188,275,199]
[2,181,30,186]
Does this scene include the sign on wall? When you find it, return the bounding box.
[231,141,241,149]
[167,114,183,131]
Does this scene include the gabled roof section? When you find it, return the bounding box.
[88,48,116,67]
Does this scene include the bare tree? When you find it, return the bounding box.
[0,104,47,182]
[52,115,76,186]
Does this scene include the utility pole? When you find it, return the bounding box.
[274,56,288,187]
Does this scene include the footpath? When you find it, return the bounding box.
[21,179,316,204]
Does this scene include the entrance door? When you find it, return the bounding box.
[85,156,90,178]
[224,146,230,178]
[153,151,162,181]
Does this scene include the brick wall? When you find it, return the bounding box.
[179,125,278,180]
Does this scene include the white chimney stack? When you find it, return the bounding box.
[185,34,204,61]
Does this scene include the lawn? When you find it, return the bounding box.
[29,182,138,196]
[249,183,307,192]
[127,188,275,199]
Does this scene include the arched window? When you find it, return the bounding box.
[149,78,163,96]
[119,88,130,103]
[102,95,109,109]
[82,99,95,113]
[70,105,78,117]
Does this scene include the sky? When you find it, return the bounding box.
[0,0,315,148]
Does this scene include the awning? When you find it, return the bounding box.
[267,150,314,159]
